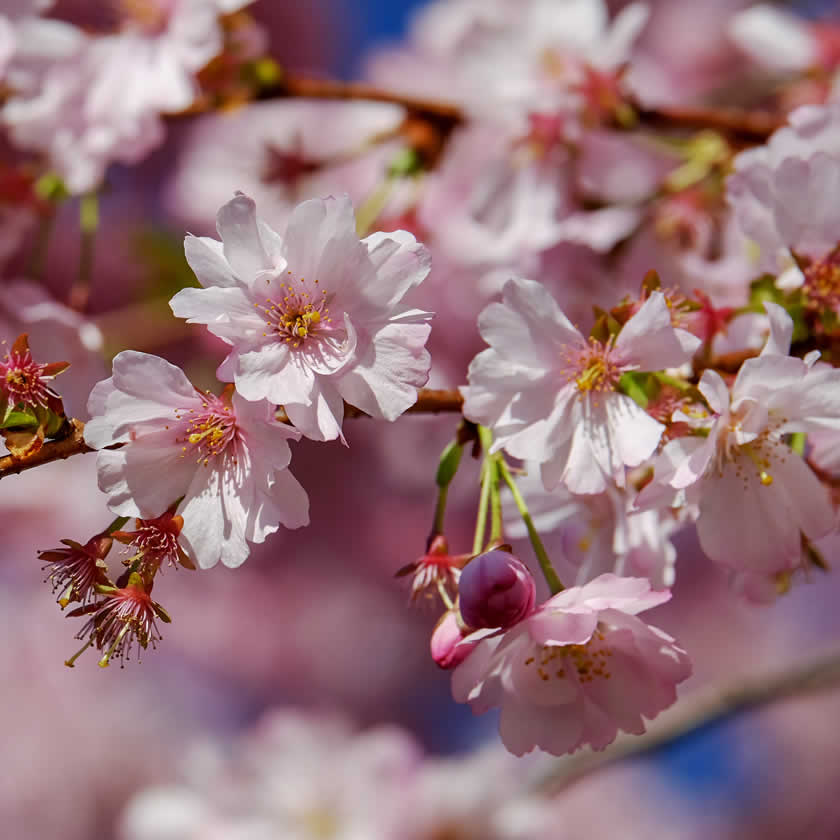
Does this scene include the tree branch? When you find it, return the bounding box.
[0,389,465,481]
[536,643,840,794]
[632,102,784,142]
[184,72,784,142]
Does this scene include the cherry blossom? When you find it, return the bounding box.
[84,350,309,569]
[166,100,410,233]
[171,192,433,441]
[3,1,254,193]
[461,276,700,494]
[452,574,690,756]
[639,304,840,575]
[728,103,840,286]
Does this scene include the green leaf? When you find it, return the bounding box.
[618,372,650,408]
[1,404,38,429]
[435,440,463,488]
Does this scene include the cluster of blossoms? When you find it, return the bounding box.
[119,709,563,839]
[6,0,840,775]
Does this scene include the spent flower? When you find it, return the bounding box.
[38,533,112,608]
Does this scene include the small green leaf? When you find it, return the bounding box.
[436,440,463,487]
[618,372,650,408]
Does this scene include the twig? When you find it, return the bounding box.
[0,419,93,478]
[632,102,784,142]
[256,75,463,128]
[181,72,783,142]
[536,642,840,794]
[0,389,465,480]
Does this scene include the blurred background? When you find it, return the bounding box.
[4,0,840,838]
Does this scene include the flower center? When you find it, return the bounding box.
[1,350,49,406]
[560,336,622,395]
[256,275,333,348]
[174,395,237,466]
[803,251,840,311]
[713,408,789,487]
[524,632,613,684]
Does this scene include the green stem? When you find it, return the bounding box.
[355,177,394,237]
[499,460,563,594]
[104,515,130,535]
[73,192,99,311]
[433,484,449,536]
[472,462,491,555]
[488,458,503,544]
[432,440,462,538]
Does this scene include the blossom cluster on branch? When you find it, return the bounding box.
[3,0,840,777]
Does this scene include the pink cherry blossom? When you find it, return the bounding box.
[640,303,840,575]
[728,103,840,283]
[165,100,409,234]
[3,0,253,193]
[452,573,691,756]
[461,277,700,494]
[728,5,818,74]
[84,350,309,569]
[171,192,433,441]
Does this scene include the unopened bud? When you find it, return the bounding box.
[430,610,475,669]
[458,550,536,630]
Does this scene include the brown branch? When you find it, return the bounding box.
[256,75,464,129]
[536,642,840,795]
[632,102,784,142]
[0,419,93,479]
[182,71,784,143]
[0,389,465,481]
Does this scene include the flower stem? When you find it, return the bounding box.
[432,440,462,538]
[355,176,394,237]
[433,484,449,537]
[499,460,563,594]
[488,457,503,545]
[72,192,99,311]
[472,461,491,555]
[105,515,130,535]
[477,426,504,546]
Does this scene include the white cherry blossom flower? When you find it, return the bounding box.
[639,304,840,575]
[462,277,700,494]
[3,0,253,193]
[453,574,690,756]
[171,192,433,441]
[84,350,309,569]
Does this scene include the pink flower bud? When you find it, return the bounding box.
[458,550,536,630]
[430,610,475,670]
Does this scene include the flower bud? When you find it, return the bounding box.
[458,550,536,630]
[430,610,475,669]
